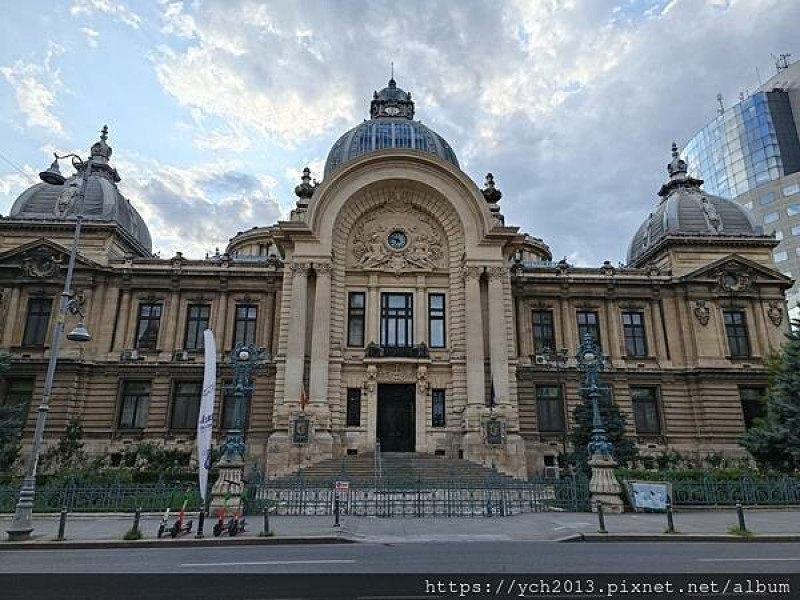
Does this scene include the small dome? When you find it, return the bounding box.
[7,128,152,254]
[324,77,459,176]
[627,144,761,266]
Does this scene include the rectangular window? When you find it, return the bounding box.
[222,383,250,431]
[346,388,361,427]
[739,387,766,429]
[428,293,446,348]
[22,297,52,346]
[380,293,413,347]
[792,224,800,236]
[532,310,556,354]
[135,303,162,350]
[788,203,800,217]
[774,250,789,262]
[536,385,565,432]
[783,183,800,196]
[118,381,150,429]
[432,389,446,427]
[759,191,776,205]
[347,292,365,347]
[184,304,210,350]
[631,386,661,435]
[764,211,779,224]
[576,310,601,350]
[2,379,34,408]
[723,310,751,357]
[170,381,202,429]
[233,304,258,347]
[622,311,648,357]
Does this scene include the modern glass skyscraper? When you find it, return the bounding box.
[683,59,800,321]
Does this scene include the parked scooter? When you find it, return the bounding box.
[169,485,194,538]
[212,479,246,537]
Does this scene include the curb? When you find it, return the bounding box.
[552,533,584,543]
[577,533,800,543]
[0,535,356,550]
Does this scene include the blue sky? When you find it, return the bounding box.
[1,0,798,261]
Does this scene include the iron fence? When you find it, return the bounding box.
[668,476,800,506]
[244,475,590,517]
[0,480,200,513]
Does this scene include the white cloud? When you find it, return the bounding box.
[114,156,282,258]
[0,44,66,134]
[70,0,142,29]
[81,27,100,48]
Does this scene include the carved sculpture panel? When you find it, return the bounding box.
[348,191,447,273]
[768,301,784,327]
[694,300,710,326]
[21,248,64,279]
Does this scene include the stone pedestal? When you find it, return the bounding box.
[588,453,625,513]
[209,463,244,514]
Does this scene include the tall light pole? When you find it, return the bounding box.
[575,332,623,513]
[6,130,100,540]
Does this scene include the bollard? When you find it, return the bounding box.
[597,502,607,534]
[736,502,747,532]
[195,509,205,538]
[132,507,142,536]
[334,493,340,527]
[56,508,68,541]
[665,501,675,533]
[262,505,270,535]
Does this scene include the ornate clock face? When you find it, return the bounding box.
[388,230,408,249]
[385,106,401,116]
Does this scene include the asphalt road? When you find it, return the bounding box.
[1,540,798,573]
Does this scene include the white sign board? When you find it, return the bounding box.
[629,481,671,512]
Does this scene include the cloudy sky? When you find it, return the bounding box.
[0,0,797,263]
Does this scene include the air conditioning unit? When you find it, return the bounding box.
[535,355,548,365]
[543,465,560,479]
[120,349,141,361]
[173,349,190,362]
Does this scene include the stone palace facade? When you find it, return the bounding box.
[0,79,793,478]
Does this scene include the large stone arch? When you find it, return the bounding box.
[304,150,495,256]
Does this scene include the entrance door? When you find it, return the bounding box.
[377,384,415,452]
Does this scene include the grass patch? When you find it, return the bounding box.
[727,526,753,537]
[257,530,275,537]
[123,527,143,541]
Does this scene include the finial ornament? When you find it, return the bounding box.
[294,166,315,201]
[100,125,109,143]
[658,140,702,197]
[481,172,502,204]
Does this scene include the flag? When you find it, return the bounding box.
[197,329,216,505]
[488,379,497,409]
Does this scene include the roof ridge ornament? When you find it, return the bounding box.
[658,141,703,198]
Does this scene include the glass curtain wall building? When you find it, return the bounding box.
[682,59,800,322]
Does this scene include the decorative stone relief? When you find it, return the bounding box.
[349,192,446,273]
[21,249,63,279]
[416,365,429,394]
[715,263,752,294]
[376,363,416,383]
[767,301,784,327]
[54,183,79,218]
[288,261,311,277]
[699,196,723,233]
[693,300,710,326]
[486,266,509,280]
[364,365,377,393]
[315,262,333,277]
[462,265,483,281]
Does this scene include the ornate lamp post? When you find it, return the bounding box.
[209,343,263,512]
[6,135,100,540]
[576,332,624,513]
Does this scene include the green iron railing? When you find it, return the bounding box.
[243,474,591,517]
[667,476,800,506]
[0,480,201,513]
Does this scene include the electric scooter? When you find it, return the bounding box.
[157,490,176,539]
[212,479,246,537]
[169,485,194,538]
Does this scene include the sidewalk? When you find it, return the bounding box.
[2,507,799,546]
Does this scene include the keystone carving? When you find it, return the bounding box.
[767,301,784,327]
[693,300,710,327]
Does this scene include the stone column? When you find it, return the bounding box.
[309,263,332,426]
[284,261,310,403]
[263,290,276,355]
[650,299,668,360]
[463,266,485,410]
[118,288,132,350]
[367,275,379,345]
[487,267,510,406]
[1,287,21,347]
[414,274,426,346]
[214,291,229,351]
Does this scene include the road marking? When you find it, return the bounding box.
[700,558,800,562]
[180,559,357,567]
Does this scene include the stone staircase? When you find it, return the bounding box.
[271,452,518,484]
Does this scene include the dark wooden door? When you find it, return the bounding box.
[377,384,415,452]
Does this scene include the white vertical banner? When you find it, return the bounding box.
[197,329,216,505]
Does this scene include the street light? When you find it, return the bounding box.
[5,130,100,541]
[220,343,263,466]
[575,332,613,458]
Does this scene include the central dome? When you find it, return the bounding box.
[324,78,459,176]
